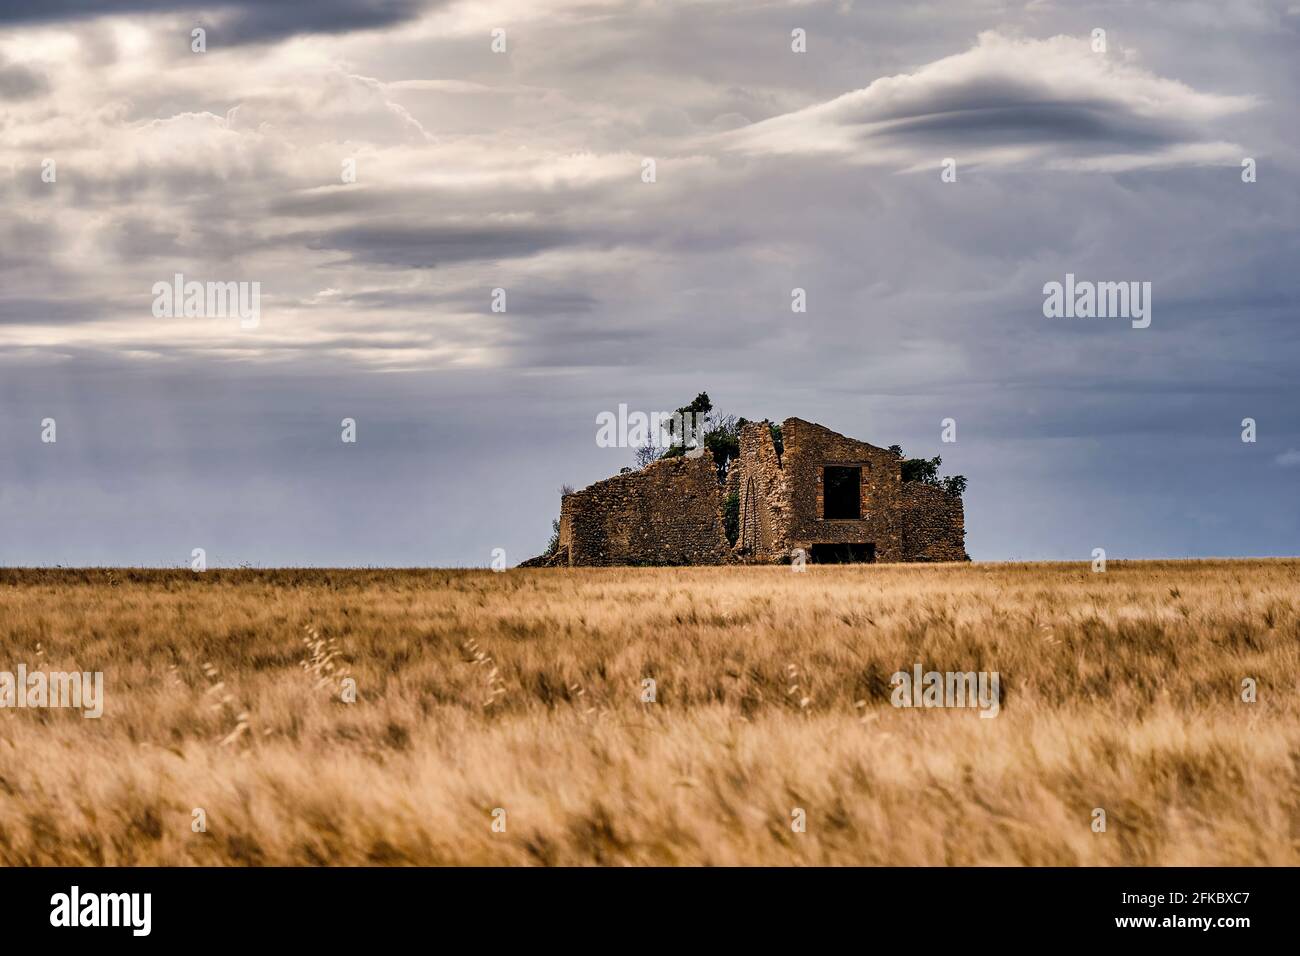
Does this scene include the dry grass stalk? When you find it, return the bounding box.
[0,560,1295,865]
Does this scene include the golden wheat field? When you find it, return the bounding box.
[0,560,1297,866]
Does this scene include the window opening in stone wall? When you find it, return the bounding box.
[823,466,861,519]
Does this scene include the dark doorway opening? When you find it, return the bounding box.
[809,543,876,564]
[823,466,861,519]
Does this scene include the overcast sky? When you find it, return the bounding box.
[1,0,1297,567]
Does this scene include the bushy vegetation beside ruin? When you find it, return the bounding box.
[889,444,967,497]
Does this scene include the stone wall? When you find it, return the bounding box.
[558,453,731,566]
[735,422,791,561]
[898,482,969,562]
[779,418,905,561]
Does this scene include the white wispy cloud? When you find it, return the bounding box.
[722,31,1256,171]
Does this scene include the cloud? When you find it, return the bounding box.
[298,221,582,268]
[0,1,435,44]
[723,31,1256,171]
[1277,449,1300,467]
[0,54,48,99]
[0,296,111,327]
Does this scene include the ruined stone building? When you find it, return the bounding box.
[543,418,968,566]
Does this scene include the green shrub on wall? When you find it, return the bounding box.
[724,491,740,546]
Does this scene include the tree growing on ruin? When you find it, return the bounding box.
[889,445,967,498]
[653,391,752,482]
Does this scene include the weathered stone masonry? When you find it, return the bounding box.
[550,417,968,566]
[558,453,731,566]
[898,482,968,562]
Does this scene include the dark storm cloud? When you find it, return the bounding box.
[209,0,431,44]
[0,217,60,269]
[0,0,433,44]
[268,183,612,220]
[298,222,582,267]
[328,287,598,316]
[872,101,1179,152]
[0,297,103,326]
[0,55,47,99]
